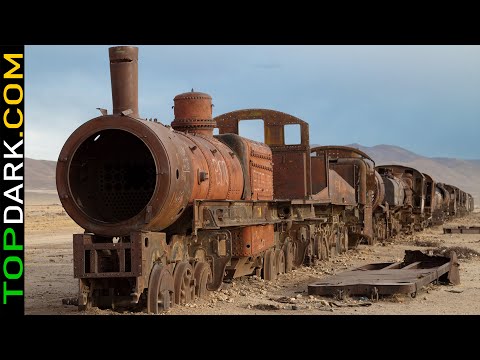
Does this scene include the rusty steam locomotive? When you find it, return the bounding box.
[56,46,474,313]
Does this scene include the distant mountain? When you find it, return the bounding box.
[25,145,480,207]
[25,158,57,191]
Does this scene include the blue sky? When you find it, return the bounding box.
[26,45,480,161]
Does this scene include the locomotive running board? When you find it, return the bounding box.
[308,250,459,298]
[443,226,480,234]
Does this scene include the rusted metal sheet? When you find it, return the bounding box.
[422,172,436,220]
[311,145,374,162]
[248,141,274,200]
[215,109,311,199]
[372,170,385,210]
[443,226,480,234]
[467,193,474,212]
[109,46,139,118]
[180,132,244,200]
[326,169,356,205]
[330,164,356,191]
[308,250,459,297]
[443,184,458,216]
[311,154,328,195]
[311,145,377,206]
[171,91,217,136]
[231,224,275,256]
[382,175,406,207]
[216,134,273,200]
[192,199,280,234]
[377,165,425,213]
[273,151,308,199]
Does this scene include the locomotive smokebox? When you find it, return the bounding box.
[109,46,139,118]
[56,47,244,237]
[171,91,216,136]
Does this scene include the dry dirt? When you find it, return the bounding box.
[25,191,480,315]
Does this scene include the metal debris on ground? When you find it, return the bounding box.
[329,301,372,308]
[62,297,78,306]
[432,246,480,259]
[414,239,442,247]
[308,250,460,299]
[443,226,480,234]
[251,304,280,311]
[270,297,296,304]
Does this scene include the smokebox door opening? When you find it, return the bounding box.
[69,129,156,223]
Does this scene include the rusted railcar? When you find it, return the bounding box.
[422,172,436,227]
[443,184,459,218]
[375,165,426,234]
[215,110,350,269]
[309,146,386,246]
[467,193,475,213]
[56,46,474,314]
[432,182,451,225]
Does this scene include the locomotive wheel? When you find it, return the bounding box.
[194,262,212,299]
[284,241,294,273]
[173,262,195,305]
[276,249,285,275]
[147,263,174,314]
[262,249,277,281]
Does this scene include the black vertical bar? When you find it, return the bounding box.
[0,45,25,316]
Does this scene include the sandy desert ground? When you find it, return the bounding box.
[25,191,480,315]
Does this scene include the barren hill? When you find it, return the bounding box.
[26,158,57,190]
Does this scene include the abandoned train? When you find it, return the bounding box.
[56,46,474,313]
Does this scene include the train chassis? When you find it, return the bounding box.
[73,199,351,313]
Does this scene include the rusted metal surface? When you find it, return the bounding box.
[432,182,449,225]
[178,132,244,201]
[232,224,274,256]
[147,263,174,313]
[467,193,474,212]
[310,153,328,195]
[192,199,280,234]
[443,226,480,234]
[311,145,374,162]
[308,250,459,297]
[58,116,190,236]
[193,262,212,299]
[216,134,273,201]
[377,165,426,213]
[311,169,356,205]
[372,170,385,210]
[311,146,376,242]
[109,46,139,118]
[57,101,243,237]
[263,249,277,281]
[311,146,377,200]
[422,172,436,223]
[381,174,406,207]
[171,91,217,136]
[215,109,311,199]
[443,184,458,216]
[173,261,195,305]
